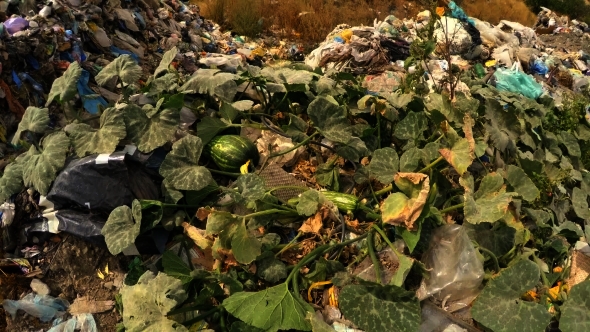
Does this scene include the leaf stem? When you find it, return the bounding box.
[207,168,242,177]
[275,232,303,257]
[267,186,309,195]
[239,209,297,220]
[367,229,382,284]
[176,306,222,326]
[418,156,445,173]
[376,113,382,149]
[439,203,464,214]
[477,246,500,273]
[269,131,320,159]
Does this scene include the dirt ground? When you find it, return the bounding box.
[1,236,126,332]
[539,33,590,54]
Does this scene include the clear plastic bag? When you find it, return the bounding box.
[2,293,69,322]
[494,62,544,99]
[416,225,484,312]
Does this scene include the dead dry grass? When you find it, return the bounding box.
[194,0,537,43]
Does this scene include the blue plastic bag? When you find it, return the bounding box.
[77,70,108,114]
[531,59,549,75]
[448,1,475,25]
[494,63,543,100]
[3,293,69,323]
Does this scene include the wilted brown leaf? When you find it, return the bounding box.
[196,207,211,221]
[69,296,114,314]
[299,207,330,235]
[381,172,430,230]
[192,246,215,270]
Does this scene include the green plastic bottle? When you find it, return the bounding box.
[474,63,486,78]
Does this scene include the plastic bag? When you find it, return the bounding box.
[494,62,543,99]
[531,59,549,75]
[448,1,475,25]
[416,225,484,312]
[3,293,69,322]
[4,17,29,35]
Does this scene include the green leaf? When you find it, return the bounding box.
[394,112,428,141]
[101,205,141,255]
[381,173,429,230]
[196,117,230,146]
[505,165,540,202]
[399,147,422,172]
[65,107,126,157]
[21,131,70,195]
[0,160,25,202]
[236,174,267,203]
[148,73,179,96]
[461,173,515,224]
[464,222,516,257]
[135,199,164,231]
[471,259,551,332]
[297,190,325,216]
[561,131,581,157]
[307,96,352,144]
[96,55,143,86]
[223,283,312,332]
[335,137,368,162]
[572,187,590,220]
[12,107,50,145]
[180,69,238,102]
[315,163,340,191]
[205,211,261,264]
[123,102,180,153]
[230,322,265,332]
[439,138,473,175]
[389,250,414,287]
[154,47,178,77]
[162,251,192,284]
[46,61,82,105]
[120,271,188,331]
[560,280,590,332]
[313,76,345,96]
[159,135,214,192]
[339,283,421,332]
[257,255,288,283]
[367,148,399,185]
[282,114,309,143]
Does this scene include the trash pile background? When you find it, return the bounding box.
[1,1,590,331]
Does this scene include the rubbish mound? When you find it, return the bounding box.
[1,1,590,331]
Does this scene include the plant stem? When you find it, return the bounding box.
[239,209,297,219]
[207,168,242,177]
[374,184,393,197]
[367,229,382,284]
[478,246,500,273]
[275,232,303,257]
[376,113,382,149]
[372,225,398,254]
[439,203,464,214]
[177,306,222,326]
[418,156,445,173]
[269,131,320,159]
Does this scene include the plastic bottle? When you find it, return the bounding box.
[39,3,52,18]
[474,63,486,78]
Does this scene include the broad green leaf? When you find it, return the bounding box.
[389,250,414,287]
[560,280,590,332]
[257,255,288,283]
[399,147,422,172]
[394,112,428,141]
[307,96,352,144]
[236,174,267,203]
[382,92,413,109]
[0,160,25,202]
[461,173,515,224]
[484,98,521,152]
[179,69,238,102]
[21,131,70,195]
[230,322,264,332]
[101,205,141,255]
[572,187,590,220]
[120,271,188,332]
[196,117,229,146]
[464,222,516,257]
[65,107,126,157]
[12,107,50,145]
[282,114,309,143]
[335,137,368,162]
[148,73,179,96]
[471,259,551,332]
[160,135,214,192]
[315,162,340,191]
[223,284,312,332]
[304,258,344,286]
[339,283,421,332]
[96,55,142,86]
[205,211,261,264]
[154,47,178,77]
[505,165,539,202]
[46,61,82,105]
[297,190,325,216]
[135,199,164,231]
[123,103,179,153]
[420,142,441,164]
[306,312,336,332]
[561,131,581,157]
[161,251,192,284]
[367,148,399,185]
[219,101,251,122]
[313,76,345,96]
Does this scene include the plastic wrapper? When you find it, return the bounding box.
[494,62,544,99]
[46,152,159,215]
[3,293,69,322]
[416,225,484,312]
[48,313,98,332]
[4,17,29,35]
[531,59,549,75]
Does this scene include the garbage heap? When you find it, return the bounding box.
[305,3,590,103]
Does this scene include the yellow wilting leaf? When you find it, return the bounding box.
[104,264,109,275]
[240,160,251,174]
[97,269,105,280]
[182,222,212,249]
[308,281,332,301]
